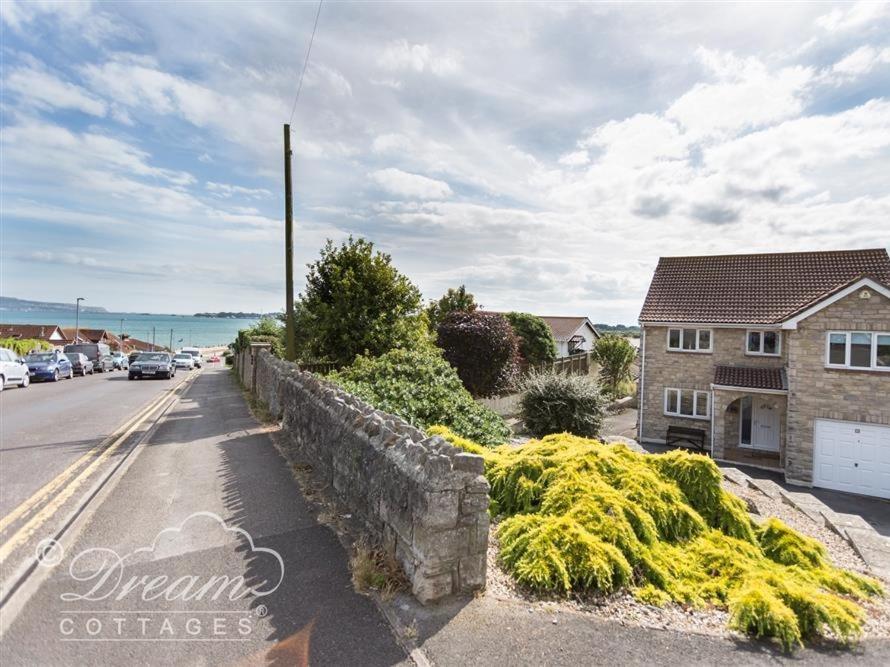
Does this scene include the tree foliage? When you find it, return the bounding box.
[329,347,510,446]
[0,338,52,357]
[233,317,285,357]
[435,310,519,397]
[505,312,556,366]
[426,284,477,332]
[298,237,425,366]
[592,334,637,398]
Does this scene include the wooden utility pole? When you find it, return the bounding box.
[284,124,296,361]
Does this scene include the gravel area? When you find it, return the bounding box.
[482,479,890,642]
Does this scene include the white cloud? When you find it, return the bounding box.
[6,64,107,116]
[582,114,687,167]
[816,1,889,32]
[558,150,589,167]
[206,182,273,199]
[666,48,814,140]
[378,39,460,75]
[831,45,890,78]
[369,168,453,199]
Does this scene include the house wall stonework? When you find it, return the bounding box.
[785,289,890,486]
[639,325,785,445]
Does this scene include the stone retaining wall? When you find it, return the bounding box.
[235,346,490,603]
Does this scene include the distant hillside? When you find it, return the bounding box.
[594,323,641,336]
[0,296,108,314]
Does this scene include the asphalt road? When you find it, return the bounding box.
[0,366,187,517]
[1,365,408,666]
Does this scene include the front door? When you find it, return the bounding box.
[740,396,781,452]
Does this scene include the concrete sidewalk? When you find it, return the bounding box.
[1,366,408,666]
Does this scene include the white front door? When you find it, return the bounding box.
[814,419,890,499]
[739,396,781,452]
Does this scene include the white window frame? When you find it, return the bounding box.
[663,388,710,420]
[666,328,712,353]
[745,329,781,357]
[825,331,890,371]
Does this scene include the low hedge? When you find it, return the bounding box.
[0,338,52,356]
[328,346,510,446]
[520,371,607,438]
[431,428,882,651]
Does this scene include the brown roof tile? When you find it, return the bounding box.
[714,365,787,391]
[639,248,890,324]
[538,316,596,341]
[0,323,66,341]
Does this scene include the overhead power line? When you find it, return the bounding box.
[288,0,324,124]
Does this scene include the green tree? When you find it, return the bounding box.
[299,237,425,366]
[504,312,557,366]
[234,317,285,357]
[426,284,477,331]
[592,334,637,398]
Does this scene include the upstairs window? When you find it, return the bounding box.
[667,328,712,352]
[746,330,781,356]
[826,332,890,371]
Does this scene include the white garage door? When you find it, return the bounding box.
[813,419,890,499]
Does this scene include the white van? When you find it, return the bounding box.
[180,347,203,368]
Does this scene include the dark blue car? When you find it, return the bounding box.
[25,351,74,382]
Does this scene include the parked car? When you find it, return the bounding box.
[128,350,143,365]
[110,351,129,370]
[173,353,195,370]
[129,352,176,380]
[64,343,114,372]
[209,354,221,363]
[68,352,95,376]
[0,347,31,390]
[25,351,73,382]
[181,347,203,368]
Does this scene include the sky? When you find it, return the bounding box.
[1,0,889,323]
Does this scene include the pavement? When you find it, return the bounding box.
[0,365,408,665]
[393,595,890,666]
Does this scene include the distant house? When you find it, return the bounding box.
[539,316,601,357]
[0,323,68,349]
[61,328,123,349]
[637,248,890,499]
[126,337,167,352]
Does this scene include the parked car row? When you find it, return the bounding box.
[0,345,206,391]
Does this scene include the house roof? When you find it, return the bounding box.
[538,316,599,341]
[713,365,787,391]
[639,248,890,324]
[0,323,66,341]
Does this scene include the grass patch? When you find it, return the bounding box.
[350,540,408,601]
[431,427,882,650]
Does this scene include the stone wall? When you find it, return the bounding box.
[639,326,786,446]
[235,347,490,603]
[785,289,890,485]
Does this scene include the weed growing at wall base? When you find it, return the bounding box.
[431,428,883,650]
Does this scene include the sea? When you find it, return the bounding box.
[0,309,262,348]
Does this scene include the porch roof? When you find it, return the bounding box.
[713,365,787,392]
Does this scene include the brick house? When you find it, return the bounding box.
[637,248,890,499]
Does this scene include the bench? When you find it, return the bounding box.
[666,425,707,452]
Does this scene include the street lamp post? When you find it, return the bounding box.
[74,297,85,343]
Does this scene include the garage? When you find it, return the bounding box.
[813,419,890,499]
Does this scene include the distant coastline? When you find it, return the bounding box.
[0,296,108,314]
[193,311,277,319]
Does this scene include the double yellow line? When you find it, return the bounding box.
[0,378,191,564]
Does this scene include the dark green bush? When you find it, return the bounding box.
[519,371,606,438]
[329,346,510,446]
[436,311,519,397]
[233,317,285,357]
[505,312,557,365]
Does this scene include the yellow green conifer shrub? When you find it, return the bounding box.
[430,427,883,650]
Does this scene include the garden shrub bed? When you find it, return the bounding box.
[431,428,883,650]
